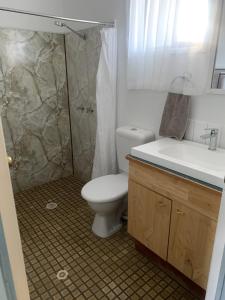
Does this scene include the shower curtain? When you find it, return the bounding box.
[92,28,117,179]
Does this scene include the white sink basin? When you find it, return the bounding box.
[131,138,225,188]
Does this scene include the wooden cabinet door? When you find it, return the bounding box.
[168,201,217,289]
[128,180,172,260]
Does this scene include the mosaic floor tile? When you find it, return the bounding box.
[15,176,201,300]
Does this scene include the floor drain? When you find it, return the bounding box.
[46,202,58,210]
[56,270,68,280]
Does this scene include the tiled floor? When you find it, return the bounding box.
[15,176,201,300]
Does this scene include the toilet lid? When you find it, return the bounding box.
[81,173,128,203]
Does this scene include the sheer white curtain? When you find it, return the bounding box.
[92,28,117,179]
[128,0,220,94]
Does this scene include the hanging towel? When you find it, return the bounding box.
[159,93,190,140]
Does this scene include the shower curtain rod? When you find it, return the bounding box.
[0,7,114,26]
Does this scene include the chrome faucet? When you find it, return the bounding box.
[200,128,219,151]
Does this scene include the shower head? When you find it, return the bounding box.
[54,20,86,40]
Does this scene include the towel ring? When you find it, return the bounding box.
[170,72,193,90]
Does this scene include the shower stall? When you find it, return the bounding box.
[0,8,114,193]
[65,26,103,182]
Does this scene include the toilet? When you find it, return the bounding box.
[81,126,154,238]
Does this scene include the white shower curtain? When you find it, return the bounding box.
[92,28,117,179]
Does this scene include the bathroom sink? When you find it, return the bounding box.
[131,138,225,188]
[159,142,225,172]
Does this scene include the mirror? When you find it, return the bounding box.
[212,2,225,89]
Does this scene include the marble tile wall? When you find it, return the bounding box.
[65,26,102,182]
[0,28,73,193]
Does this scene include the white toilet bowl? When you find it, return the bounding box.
[81,126,155,238]
[81,173,128,238]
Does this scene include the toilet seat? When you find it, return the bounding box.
[81,173,128,203]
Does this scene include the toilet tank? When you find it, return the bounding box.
[116,126,155,173]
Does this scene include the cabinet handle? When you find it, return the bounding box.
[176,209,185,216]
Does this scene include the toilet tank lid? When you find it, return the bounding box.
[116,126,154,142]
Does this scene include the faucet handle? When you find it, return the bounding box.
[204,128,219,134]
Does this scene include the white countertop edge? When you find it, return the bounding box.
[131,148,224,189]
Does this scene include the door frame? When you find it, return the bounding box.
[0,119,30,300]
[206,187,225,300]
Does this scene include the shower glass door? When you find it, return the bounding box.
[65,26,102,182]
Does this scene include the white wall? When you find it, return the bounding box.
[0,0,118,32]
[0,0,225,139]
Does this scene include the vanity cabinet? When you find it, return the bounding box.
[128,181,171,260]
[127,156,222,289]
[168,201,217,288]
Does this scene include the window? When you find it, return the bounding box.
[129,0,210,52]
[176,0,209,45]
[127,0,219,92]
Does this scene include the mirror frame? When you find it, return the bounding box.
[209,0,225,94]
